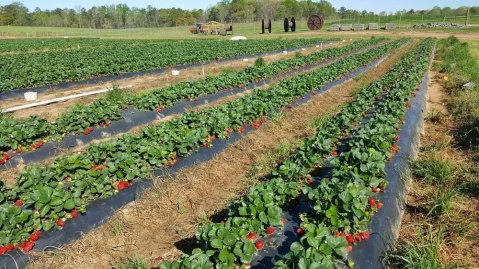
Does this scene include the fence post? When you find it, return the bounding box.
[466,9,470,26]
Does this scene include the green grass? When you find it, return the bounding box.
[468,41,479,62]
[1,15,478,39]
[412,156,455,184]
[385,229,460,269]
[428,187,457,218]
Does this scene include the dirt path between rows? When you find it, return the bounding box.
[1,43,344,121]
[26,41,415,269]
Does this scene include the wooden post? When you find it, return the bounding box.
[466,9,470,26]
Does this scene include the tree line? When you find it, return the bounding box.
[0,0,476,28]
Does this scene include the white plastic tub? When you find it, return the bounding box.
[171,70,180,76]
[24,92,38,101]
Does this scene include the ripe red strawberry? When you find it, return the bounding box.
[346,235,354,244]
[255,240,264,250]
[266,227,276,235]
[2,153,12,160]
[377,202,384,208]
[362,231,370,240]
[71,210,79,218]
[331,151,338,157]
[31,230,41,237]
[239,127,245,133]
[246,232,257,241]
[355,234,362,242]
[29,233,39,242]
[334,230,340,237]
[117,181,131,191]
[346,245,353,252]
[282,218,288,224]
[368,198,377,207]
[371,187,378,193]
[288,104,293,109]
[56,220,65,227]
[395,135,400,141]
[0,159,5,165]
[0,246,7,255]
[6,245,14,251]
[14,200,23,207]
[339,232,346,237]
[296,227,304,236]
[21,241,35,253]
[84,127,94,135]
[306,178,314,186]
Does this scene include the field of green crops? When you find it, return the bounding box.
[0,35,439,268]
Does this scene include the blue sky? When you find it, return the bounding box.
[2,0,477,13]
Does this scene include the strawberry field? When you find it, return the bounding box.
[0,37,384,168]
[0,38,332,92]
[0,36,437,269]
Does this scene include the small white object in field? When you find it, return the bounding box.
[243,58,249,62]
[463,82,476,90]
[24,92,38,101]
[350,39,352,41]
[329,42,333,45]
[283,51,288,54]
[302,48,306,51]
[342,40,346,42]
[230,36,247,41]
[172,70,180,76]
[316,45,320,48]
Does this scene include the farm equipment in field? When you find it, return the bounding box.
[261,19,272,34]
[284,17,297,32]
[190,23,208,34]
[190,21,233,35]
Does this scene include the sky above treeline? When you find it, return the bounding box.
[1,0,477,13]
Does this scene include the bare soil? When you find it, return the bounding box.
[26,40,414,269]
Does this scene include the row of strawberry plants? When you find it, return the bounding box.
[0,38,384,162]
[156,39,429,269]
[0,38,169,54]
[0,38,333,92]
[0,39,406,253]
[275,38,436,268]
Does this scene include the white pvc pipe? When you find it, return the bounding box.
[1,85,132,113]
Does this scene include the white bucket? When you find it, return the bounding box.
[24,92,37,101]
[243,58,249,62]
[283,51,288,54]
[171,70,180,76]
[301,48,306,51]
[315,45,320,48]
